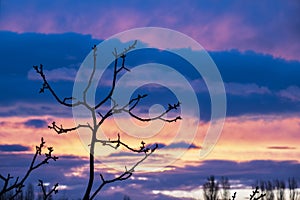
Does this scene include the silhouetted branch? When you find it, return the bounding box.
[250,186,266,200]
[38,180,59,200]
[90,142,157,200]
[97,97,119,126]
[231,192,236,200]
[33,64,81,107]
[111,94,181,122]
[35,41,180,200]
[94,41,137,110]
[112,40,137,59]
[83,45,97,104]
[0,138,58,198]
[95,133,157,153]
[48,121,92,134]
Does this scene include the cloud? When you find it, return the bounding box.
[225,83,271,96]
[267,146,296,150]
[0,147,299,199]
[141,160,300,191]
[146,143,167,149]
[0,103,73,118]
[277,86,300,102]
[146,142,199,150]
[1,31,300,119]
[0,144,30,152]
[164,142,199,150]
[0,1,299,60]
[108,152,144,157]
[28,67,78,82]
[0,31,99,111]
[23,119,48,128]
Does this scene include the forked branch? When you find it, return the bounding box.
[95,133,158,153]
[112,94,182,123]
[35,41,181,200]
[90,140,157,200]
[231,192,237,200]
[0,138,58,198]
[33,64,81,107]
[250,186,266,200]
[94,41,137,110]
[48,121,92,134]
[38,180,59,200]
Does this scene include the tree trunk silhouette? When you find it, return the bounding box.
[34,41,181,199]
[203,175,219,200]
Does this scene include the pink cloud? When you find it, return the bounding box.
[1,1,299,60]
[1,113,300,168]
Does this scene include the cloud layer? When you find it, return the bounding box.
[0,152,299,199]
[0,31,300,121]
[0,0,299,60]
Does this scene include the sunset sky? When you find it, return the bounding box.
[0,1,300,199]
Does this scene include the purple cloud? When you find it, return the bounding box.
[0,1,299,60]
[24,119,48,128]
[277,86,300,102]
[1,151,299,199]
[163,142,200,150]
[0,144,30,152]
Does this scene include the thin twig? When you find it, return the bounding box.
[33,64,81,107]
[95,133,155,153]
[38,180,59,200]
[231,192,236,200]
[113,96,182,123]
[48,121,92,134]
[90,142,157,200]
[0,138,58,198]
[83,45,97,104]
[94,41,137,110]
[250,186,266,200]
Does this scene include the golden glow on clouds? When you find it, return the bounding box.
[0,114,299,171]
[64,164,89,178]
[0,116,87,157]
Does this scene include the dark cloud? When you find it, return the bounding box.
[1,31,300,120]
[210,50,300,90]
[0,31,99,107]
[0,144,30,152]
[0,153,89,199]
[24,119,48,128]
[162,142,199,150]
[0,150,299,199]
[108,151,144,157]
[209,50,300,118]
[267,146,296,150]
[131,160,300,193]
[146,143,167,149]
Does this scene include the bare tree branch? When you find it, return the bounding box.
[35,41,181,200]
[33,64,81,107]
[0,138,58,198]
[231,192,236,200]
[95,133,157,153]
[112,40,137,59]
[94,41,137,110]
[48,121,92,134]
[83,45,97,105]
[90,142,157,200]
[38,180,59,200]
[250,186,266,200]
[112,95,182,123]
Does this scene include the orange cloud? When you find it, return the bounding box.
[0,114,299,169]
